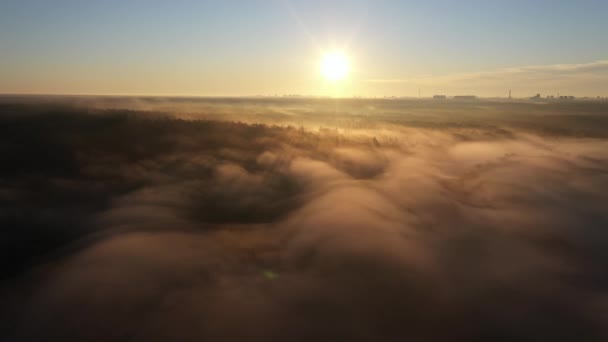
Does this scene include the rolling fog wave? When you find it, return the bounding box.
[1,99,608,341]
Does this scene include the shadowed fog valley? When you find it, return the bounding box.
[1,97,608,341]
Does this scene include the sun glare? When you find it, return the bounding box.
[321,51,349,81]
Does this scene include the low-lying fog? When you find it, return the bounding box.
[1,97,607,341]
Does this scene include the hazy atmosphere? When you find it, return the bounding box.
[1,1,608,97]
[1,1,608,341]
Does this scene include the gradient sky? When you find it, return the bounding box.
[1,0,607,97]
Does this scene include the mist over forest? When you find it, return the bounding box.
[1,97,608,341]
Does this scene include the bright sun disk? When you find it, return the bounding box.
[321,52,349,81]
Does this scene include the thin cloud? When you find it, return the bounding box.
[366,60,608,95]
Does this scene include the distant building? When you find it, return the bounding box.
[530,94,541,100]
[559,96,575,100]
[433,95,447,100]
[453,95,477,100]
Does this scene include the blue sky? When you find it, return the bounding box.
[1,0,607,96]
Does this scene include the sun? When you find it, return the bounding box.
[321,51,349,81]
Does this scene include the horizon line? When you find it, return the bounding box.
[1,93,607,100]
